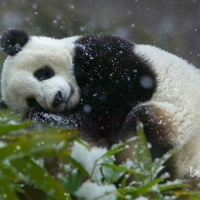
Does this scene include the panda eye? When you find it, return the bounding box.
[34,66,55,81]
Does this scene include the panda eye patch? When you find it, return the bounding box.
[34,66,55,81]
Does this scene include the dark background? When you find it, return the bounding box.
[0,0,200,68]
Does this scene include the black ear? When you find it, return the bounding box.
[0,28,29,56]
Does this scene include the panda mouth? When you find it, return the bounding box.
[26,97,45,112]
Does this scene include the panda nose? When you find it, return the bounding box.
[53,91,63,108]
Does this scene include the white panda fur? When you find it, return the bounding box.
[1,29,200,184]
[135,45,200,145]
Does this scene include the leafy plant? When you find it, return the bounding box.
[0,110,77,200]
[0,110,197,200]
[62,123,193,200]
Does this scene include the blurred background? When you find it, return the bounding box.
[0,0,200,68]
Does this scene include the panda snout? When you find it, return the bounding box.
[52,91,63,108]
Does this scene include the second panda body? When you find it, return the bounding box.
[1,29,200,182]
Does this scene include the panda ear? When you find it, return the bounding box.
[0,28,29,56]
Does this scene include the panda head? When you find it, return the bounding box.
[0,29,80,113]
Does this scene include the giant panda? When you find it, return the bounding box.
[1,28,200,184]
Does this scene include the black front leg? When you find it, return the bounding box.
[24,109,80,129]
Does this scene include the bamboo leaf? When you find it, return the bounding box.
[102,163,125,183]
[132,178,163,197]
[0,163,18,180]
[158,182,188,192]
[65,154,89,176]
[134,122,152,180]
[102,163,147,177]
[119,177,163,197]
[0,121,31,135]
[0,129,77,161]
[0,180,20,200]
[64,169,83,195]
[152,147,178,179]
[101,142,130,158]
[11,158,71,200]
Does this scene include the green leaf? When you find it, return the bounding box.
[102,163,147,177]
[0,163,19,181]
[0,110,23,124]
[102,163,125,183]
[11,158,71,200]
[0,110,31,135]
[132,178,165,197]
[64,169,83,195]
[134,122,152,180]
[65,154,89,176]
[0,180,20,200]
[75,139,91,151]
[0,121,31,135]
[158,182,187,192]
[152,147,178,179]
[119,177,163,197]
[102,141,131,158]
[0,129,77,161]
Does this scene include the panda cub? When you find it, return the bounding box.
[1,28,200,184]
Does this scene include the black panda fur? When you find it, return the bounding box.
[72,34,157,141]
